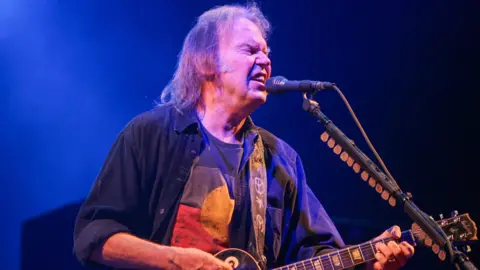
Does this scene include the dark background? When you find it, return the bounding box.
[1,0,479,269]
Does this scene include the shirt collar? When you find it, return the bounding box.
[173,106,259,139]
[173,107,199,134]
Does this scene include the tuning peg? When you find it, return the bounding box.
[439,213,444,220]
[451,210,459,217]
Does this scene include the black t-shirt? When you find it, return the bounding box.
[169,128,252,254]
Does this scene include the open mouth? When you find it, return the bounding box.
[250,73,266,84]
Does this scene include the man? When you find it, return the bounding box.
[73,3,414,270]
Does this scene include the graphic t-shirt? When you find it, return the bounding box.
[170,129,246,254]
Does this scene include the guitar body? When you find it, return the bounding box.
[214,248,261,270]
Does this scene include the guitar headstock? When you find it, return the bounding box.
[411,212,477,261]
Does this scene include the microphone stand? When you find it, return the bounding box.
[301,94,477,270]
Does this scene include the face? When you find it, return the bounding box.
[216,17,272,110]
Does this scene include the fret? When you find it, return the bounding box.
[320,254,333,270]
[358,244,365,261]
[336,250,345,269]
[355,242,374,265]
[329,252,343,269]
[339,250,353,268]
[306,259,317,270]
[312,258,323,270]
[300,260,306,270]
[349,245,365,265]
[274,231,415,270]
[346,247,355,265]
[369,240,376,255]
[327,253,334,269]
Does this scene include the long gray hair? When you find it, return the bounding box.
[158,3,271,111]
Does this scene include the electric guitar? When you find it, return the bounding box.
[214,212,477,269]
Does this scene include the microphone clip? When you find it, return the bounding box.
[301,91,322,116]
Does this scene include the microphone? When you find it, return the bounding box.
[265,76,335,94]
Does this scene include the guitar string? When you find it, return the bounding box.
[272,230,424,270]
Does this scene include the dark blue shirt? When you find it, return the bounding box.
[73,104,346,269]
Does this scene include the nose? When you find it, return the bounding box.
[256,52,271,69]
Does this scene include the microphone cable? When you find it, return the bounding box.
[327,84,401,191]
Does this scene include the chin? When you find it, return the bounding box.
[242,87,267,109]
[251,90,267,102]
[248,94,267,109]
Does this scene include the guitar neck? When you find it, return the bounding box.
[273,230,416,270]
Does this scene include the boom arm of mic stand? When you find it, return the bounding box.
[301,97,474,269]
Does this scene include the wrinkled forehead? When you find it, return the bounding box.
[218,17,268,49]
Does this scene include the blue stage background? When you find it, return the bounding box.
[1,1,478,269]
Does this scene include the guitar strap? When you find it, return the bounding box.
[248,133,268,269]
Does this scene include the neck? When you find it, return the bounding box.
[198,82,260,144]
[197,104,247,144]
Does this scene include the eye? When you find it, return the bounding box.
[240,44,257,55]
[243,46,256,55]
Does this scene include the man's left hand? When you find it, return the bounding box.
[366,225,415,270]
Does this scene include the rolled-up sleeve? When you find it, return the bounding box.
[73,122,143,265]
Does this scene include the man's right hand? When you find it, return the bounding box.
[168,247,233,270]
[90,233,233,270]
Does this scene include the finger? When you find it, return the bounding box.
[373,261,384,270]
[221,264,233,270]
[374,247,388,266]
[376,242,393,260]
[215,258,233,270]
[389,225,401,239]
[399,241,415,258]
[387,241,405,267]
[378,225,400,239]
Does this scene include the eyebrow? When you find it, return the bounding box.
[239,40,271,54]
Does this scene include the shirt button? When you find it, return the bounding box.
[159,208,165,214]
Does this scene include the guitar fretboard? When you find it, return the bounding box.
[273,230,415,270]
